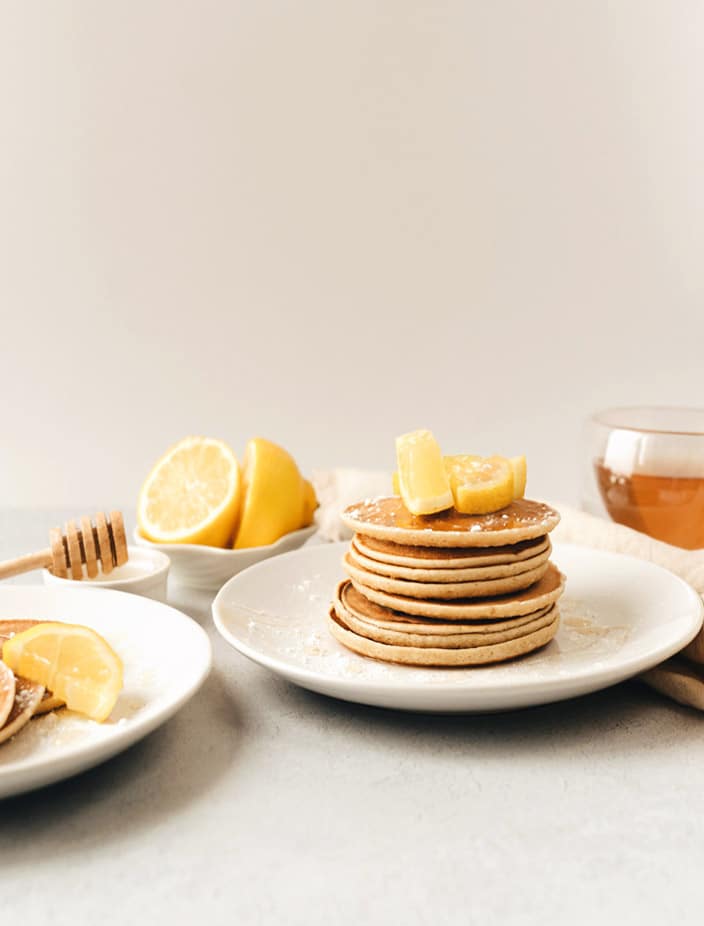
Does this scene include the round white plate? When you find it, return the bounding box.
[213,541,703,713]
[0,585,211,798]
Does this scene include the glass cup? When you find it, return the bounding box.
[582,406,704,549]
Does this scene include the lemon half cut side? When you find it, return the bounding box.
[138,436,241,547]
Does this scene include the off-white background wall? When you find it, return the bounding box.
[1,2,702,508]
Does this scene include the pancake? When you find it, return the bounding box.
[351,562,565,620]
[336,580,553,635]
[0,676,45,744]
[342,497,560,548]
[331,492,564,668]
[334,587,558,649]
[327,606,560,667]
[33,692,65,715]
[348,540,551,583]
[0,620,65,715]
[354,533,550,569]
[344,552,549,600]
[0,661,15,729]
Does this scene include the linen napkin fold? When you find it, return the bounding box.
[551,503,704,710]
[312,469,704,711]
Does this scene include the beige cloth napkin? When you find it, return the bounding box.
[551,502,704,710]
[312,469,704,710]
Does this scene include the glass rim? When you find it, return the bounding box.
[590,405,704,437]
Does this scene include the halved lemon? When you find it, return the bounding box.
[234,438,311,548]
[2,623,123,723]
[301,478,319,529]
[446,455,515,514]
[138,436,241,547]
[395,430,453,515]
[509,455,527,498]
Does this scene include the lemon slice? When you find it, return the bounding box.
[446,455,515,514]
[2,623,123,723]
[138,436,241,547]
[395,430,453,515]
[234,438,311,548]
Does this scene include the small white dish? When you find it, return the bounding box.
[213,541,704,713]
[134,525,317,591]
[0,584,211,798]
[42,545,170,602]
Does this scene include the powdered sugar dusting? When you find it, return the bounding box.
[224,570,629,689]
[342,496,559,540]
[1,628,176,764]
[216,541,691,711]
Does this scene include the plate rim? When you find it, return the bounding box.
[0,584,212,797]
[212,541,704,704]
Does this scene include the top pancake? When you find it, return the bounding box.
[342,497,560,547]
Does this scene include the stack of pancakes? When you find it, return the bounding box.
[328,497,564,667]
[0,621,63,745]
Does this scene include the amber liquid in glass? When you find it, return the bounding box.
[595,460,704,549]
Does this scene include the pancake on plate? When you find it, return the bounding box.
[331,488,564,667]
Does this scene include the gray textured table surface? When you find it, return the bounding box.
[1,509,702,925]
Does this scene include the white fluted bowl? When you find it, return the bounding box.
[42,546,170,602]
[133,525,317,591]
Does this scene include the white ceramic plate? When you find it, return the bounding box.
[0,585,211,798]
[134,525,317,590]
[213,542,703,713]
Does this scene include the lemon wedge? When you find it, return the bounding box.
[234,438,313,548]
[444,454,482,491]
[2,623,123,723]
[395,430,453,515]
[138,436,241,547]
[446,455,515,514]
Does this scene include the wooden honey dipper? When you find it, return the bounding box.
[0,511,128,581]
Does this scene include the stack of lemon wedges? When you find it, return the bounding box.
[137,436,317,549]
[393,429,527,515]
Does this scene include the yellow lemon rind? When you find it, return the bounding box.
[2,622,123,724]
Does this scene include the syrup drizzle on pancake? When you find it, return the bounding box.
[342,497,560,547]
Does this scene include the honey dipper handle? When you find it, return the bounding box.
[0,548,53,580]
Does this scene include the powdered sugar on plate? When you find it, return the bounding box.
[0,585,210,798]
[213,541,700,712]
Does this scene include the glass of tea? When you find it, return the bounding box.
[584,406,704,549]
